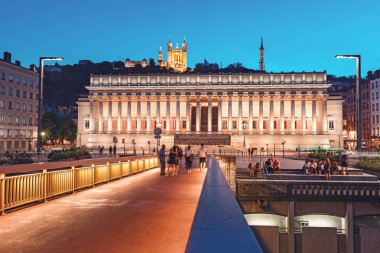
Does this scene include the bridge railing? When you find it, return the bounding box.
[0,156,158,215]
[186,156,262,253]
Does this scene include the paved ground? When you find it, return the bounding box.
[0,161,207,253]
[236,157,304,171]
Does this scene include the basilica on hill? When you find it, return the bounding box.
[157,39,187,72]
[77,38,343,151]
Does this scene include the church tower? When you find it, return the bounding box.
[259,37,265,73]
[181,38,187,70]
[158,46,163,65]
[167,39,173,68]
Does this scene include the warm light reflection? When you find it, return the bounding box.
[245,213,288,229]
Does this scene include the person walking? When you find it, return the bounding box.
[325,159,332,180]
[158,144,166,176]
[173,146,179,175]
[167,148,176,176]
[109,146,112,157]
[198,143,207,172]
[177,146,183,171]
[341,152,349,175]
[185,145,194,174]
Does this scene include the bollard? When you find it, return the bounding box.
[0,173,5,215]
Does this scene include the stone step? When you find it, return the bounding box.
[236,173,378,181]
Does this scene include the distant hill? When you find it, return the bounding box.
[43,60,257,109]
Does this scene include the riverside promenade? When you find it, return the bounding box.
[0,162,206,253]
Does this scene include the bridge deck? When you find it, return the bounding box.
[0,164,206,253]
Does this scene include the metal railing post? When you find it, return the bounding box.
[92,164,95,187]
[43,169,48,202]
[71,166,75,193]
[0,173,5,215]
[107,162,110,182]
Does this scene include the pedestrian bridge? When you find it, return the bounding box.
[0,155,262,253]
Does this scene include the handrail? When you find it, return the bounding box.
[185,156,262,253]
[0,155,158,215]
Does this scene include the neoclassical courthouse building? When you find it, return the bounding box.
[77,41,343,150]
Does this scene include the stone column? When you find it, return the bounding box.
[280,95,285,134]
[291,95,295,134]
[312,95,317,134]
[156,95,161,126]
[322,95,328,134]
[228,94,232,134]
[301,95,306,135]
[166,94,170,133]
[99,99,103,133]
[127,96,131,134]
[248,95,253,134]
[208,95,212,133]
[238,94,243,134]
[269,95,274,134]
[117,98,122,133]
[288,201,295,253]
[136,96,141,134]
[259,95,263,134]
[108,98,112,133]
[146,96,151,134]
[186,95,190,133]
[89,98,94,133]
[218,95,222,133]
[196,95,200,133]
[346,202,354,253]
[176,95,180,133]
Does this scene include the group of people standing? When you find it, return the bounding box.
[158,143,208,176]
[247,146,256,157]
[97,145,116,157]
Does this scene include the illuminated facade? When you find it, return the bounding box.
[77,71,343,150]
[158,39,187,72]
[0,52,39,152]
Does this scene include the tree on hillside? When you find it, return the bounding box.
[42,112,77,145]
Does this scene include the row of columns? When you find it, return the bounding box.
[90,94,328,135]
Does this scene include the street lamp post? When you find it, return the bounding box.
[259,147,265,169]
[122,138,126,156]
[155,121,162,154]
[242,121,248,155]
[336,55,361,154]
[132,139,136,156]
[37,57,63,156]
[281,140,286,158]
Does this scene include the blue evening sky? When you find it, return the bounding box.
[1,0,379,76]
